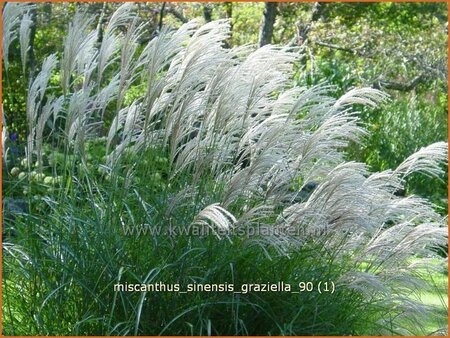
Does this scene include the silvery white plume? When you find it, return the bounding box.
[26,54,58,167]
[97,3,135,85]
[61,11,96,94]
[193,203,237,234]
[334,87,389,109]
[19,11,33,75]
[115,17,147,111]
[35,95,64,170]
[2,2,35,71]
[394,142,448,179]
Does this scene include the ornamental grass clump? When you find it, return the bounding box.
[2,3,448,335]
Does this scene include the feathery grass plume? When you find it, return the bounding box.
[195,45,297,174]
[140,20,199,142]
[2,2,20,72]
[26,54,58,168]
[394,142,448,179]
[105,15,146,149]
[97,3,135,86]
[35,95,64,171]
[61,11,96,94]
[340,220,447,327]
[166,44,297,177]
[107,19,220,157]
[64,75,118,157]
[106,101,142,166]
[65,87,93,151]
[2,2,35,72]
[19,11,33,75]
[220,108,366,207]
[334,87,390,109]
[76,33,98,91]
[96,73,120,119]
[318,150,447,335]
[115,16,146,112]
[192,203,236,236]
[363,171,442,224]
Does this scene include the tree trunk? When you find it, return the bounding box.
[96,2,107,44]
[28,7,37,78]
[224,2,233,47]
[158,2,166,31]
[258,2,278,47]
[203,4,213,23]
